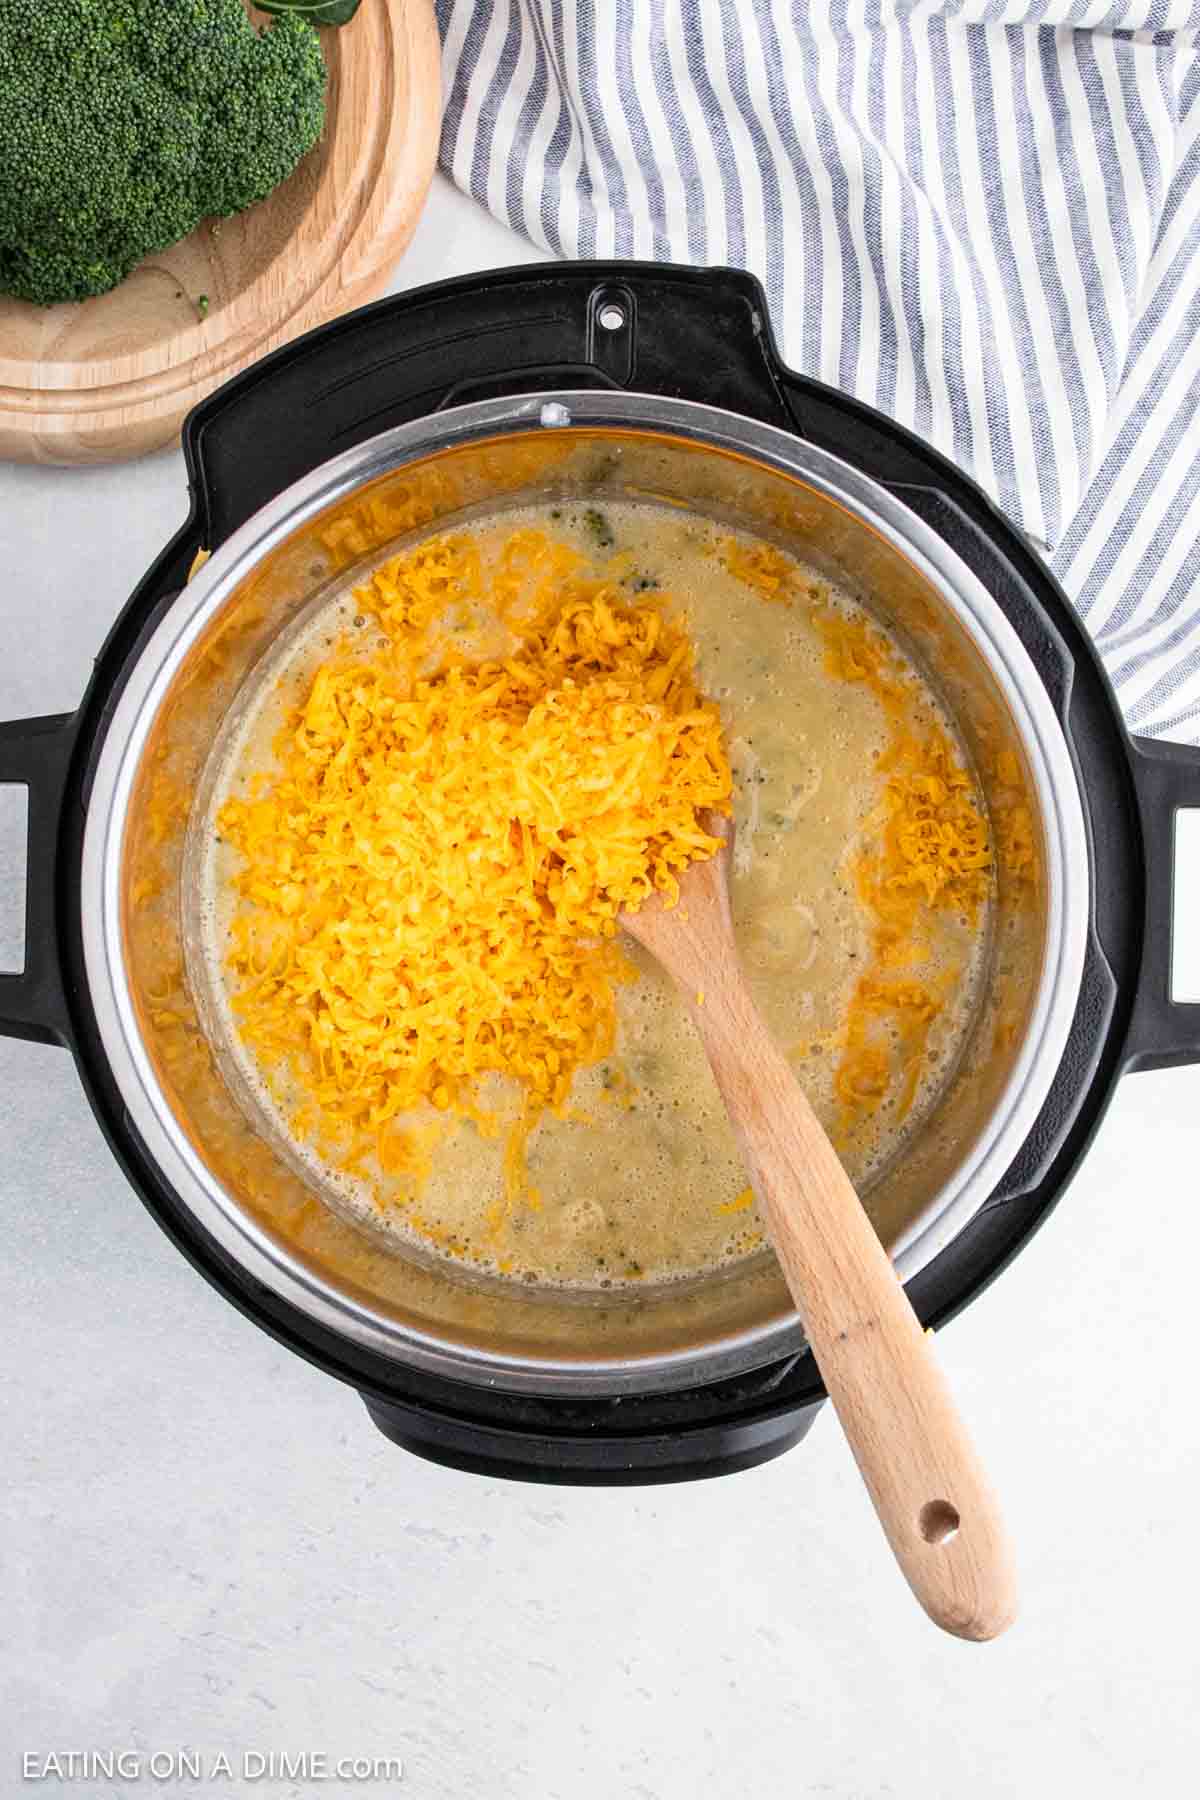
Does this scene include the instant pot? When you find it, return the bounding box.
[4,265,1198,1483]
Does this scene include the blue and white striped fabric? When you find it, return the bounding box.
[436,0,1200,741]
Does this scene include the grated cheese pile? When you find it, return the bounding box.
[217,530,732,1194]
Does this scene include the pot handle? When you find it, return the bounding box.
[1125,735,1200,1072]
[0,713,75,1048]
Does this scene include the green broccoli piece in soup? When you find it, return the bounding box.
[583,508,615,550]
[0,0,327,307]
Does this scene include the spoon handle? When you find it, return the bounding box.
[692,969,1017,1642]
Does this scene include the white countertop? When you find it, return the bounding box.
[3,176,1198,1800]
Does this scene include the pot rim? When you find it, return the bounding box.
[80,390,1090,1395]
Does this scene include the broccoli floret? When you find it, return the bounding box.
[0,0,326,307]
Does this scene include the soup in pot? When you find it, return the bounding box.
[198,501,993,1291]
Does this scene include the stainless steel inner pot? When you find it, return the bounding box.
[79,392,1089,1394]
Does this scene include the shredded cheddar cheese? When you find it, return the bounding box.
[854,725,992,963]
[815,607,994,1138]
[218,530,732,1205]
[835,973,949,1131]
[717,536,795,602]
[815,607,909,714]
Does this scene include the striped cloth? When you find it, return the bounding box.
[436,0,1200,741]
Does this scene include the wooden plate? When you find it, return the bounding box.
[0,0,441,465]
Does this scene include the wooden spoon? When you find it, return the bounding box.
[621,815,1017,1641]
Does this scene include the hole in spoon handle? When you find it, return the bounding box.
[919,1499,961,1545]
